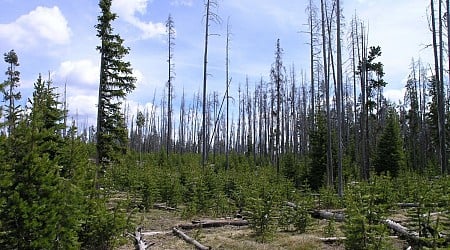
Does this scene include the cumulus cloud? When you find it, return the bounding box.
[0,6,71,48]
[57,59,99,87]
[112,0,165,39]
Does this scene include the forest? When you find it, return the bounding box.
[1,0,450,249]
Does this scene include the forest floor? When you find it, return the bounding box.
[117,208,408,250]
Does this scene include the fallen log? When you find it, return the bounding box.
[140,230,171,236]
[153,203,177,211]
[320,236,398,243]
[172,227,210,250]
[319,237,346,243]
[179,219,248,230]
[396,203,419,208]
[285,202,345,222]
[383,219,440,247]
[311,210,345,222]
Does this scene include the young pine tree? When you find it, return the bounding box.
[0,74,82,249]
[374,108,405,177]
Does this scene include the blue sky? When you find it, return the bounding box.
[0,0,433,126]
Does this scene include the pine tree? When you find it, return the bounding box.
[374,108,405,177]
[270,39,284,175]
[1,49,21,134]
[95,0,136,169]
[0,74,81,249]
[308,111,327,190]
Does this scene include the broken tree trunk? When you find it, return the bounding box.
[179,219,248,230]
[133,227,154,250]
[172,227,210,250]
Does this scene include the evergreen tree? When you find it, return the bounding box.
[270,39,284,175]
[374,108,405,177]
[0,74,81,249]
[308,111,327,190]
[95,0,136,168]
[1,49,21,134]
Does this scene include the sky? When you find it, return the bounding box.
[0,0,434,127]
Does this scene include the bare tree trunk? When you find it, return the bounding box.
[225,18,231,170]
[166,14,175,156]
[438,0,447,174]
[309,0,316,131]
[320,0,333,187]
[431,0,447,174]
[336,0,344,197]
[351,17,359,166]
[202,0,211,168]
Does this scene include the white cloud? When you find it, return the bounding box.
[112,0,165,39]
[0,6,71,48]
[384,88,406,104]
[67,94,98,120]
[170,0,194,7]
[57,59,99,87]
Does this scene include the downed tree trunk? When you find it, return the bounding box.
[133,227,154,250]
[384,219,418,239]
[285,202,345,222]
[311,210,345,222]
[153,203,177,211]
[319,237,346,243]
[172,227,210,250]
[179,219,248,230]
[383,219,444,248]
[397,203,419,208]
[320,236,398,243]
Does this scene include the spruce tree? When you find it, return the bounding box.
[95,0,136,169]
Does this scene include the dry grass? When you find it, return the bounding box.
[117,208,348,249]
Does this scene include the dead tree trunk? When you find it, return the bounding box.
[172,227,210,250]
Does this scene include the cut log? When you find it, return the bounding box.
[179,219,248,230]
[172,227,210,250]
